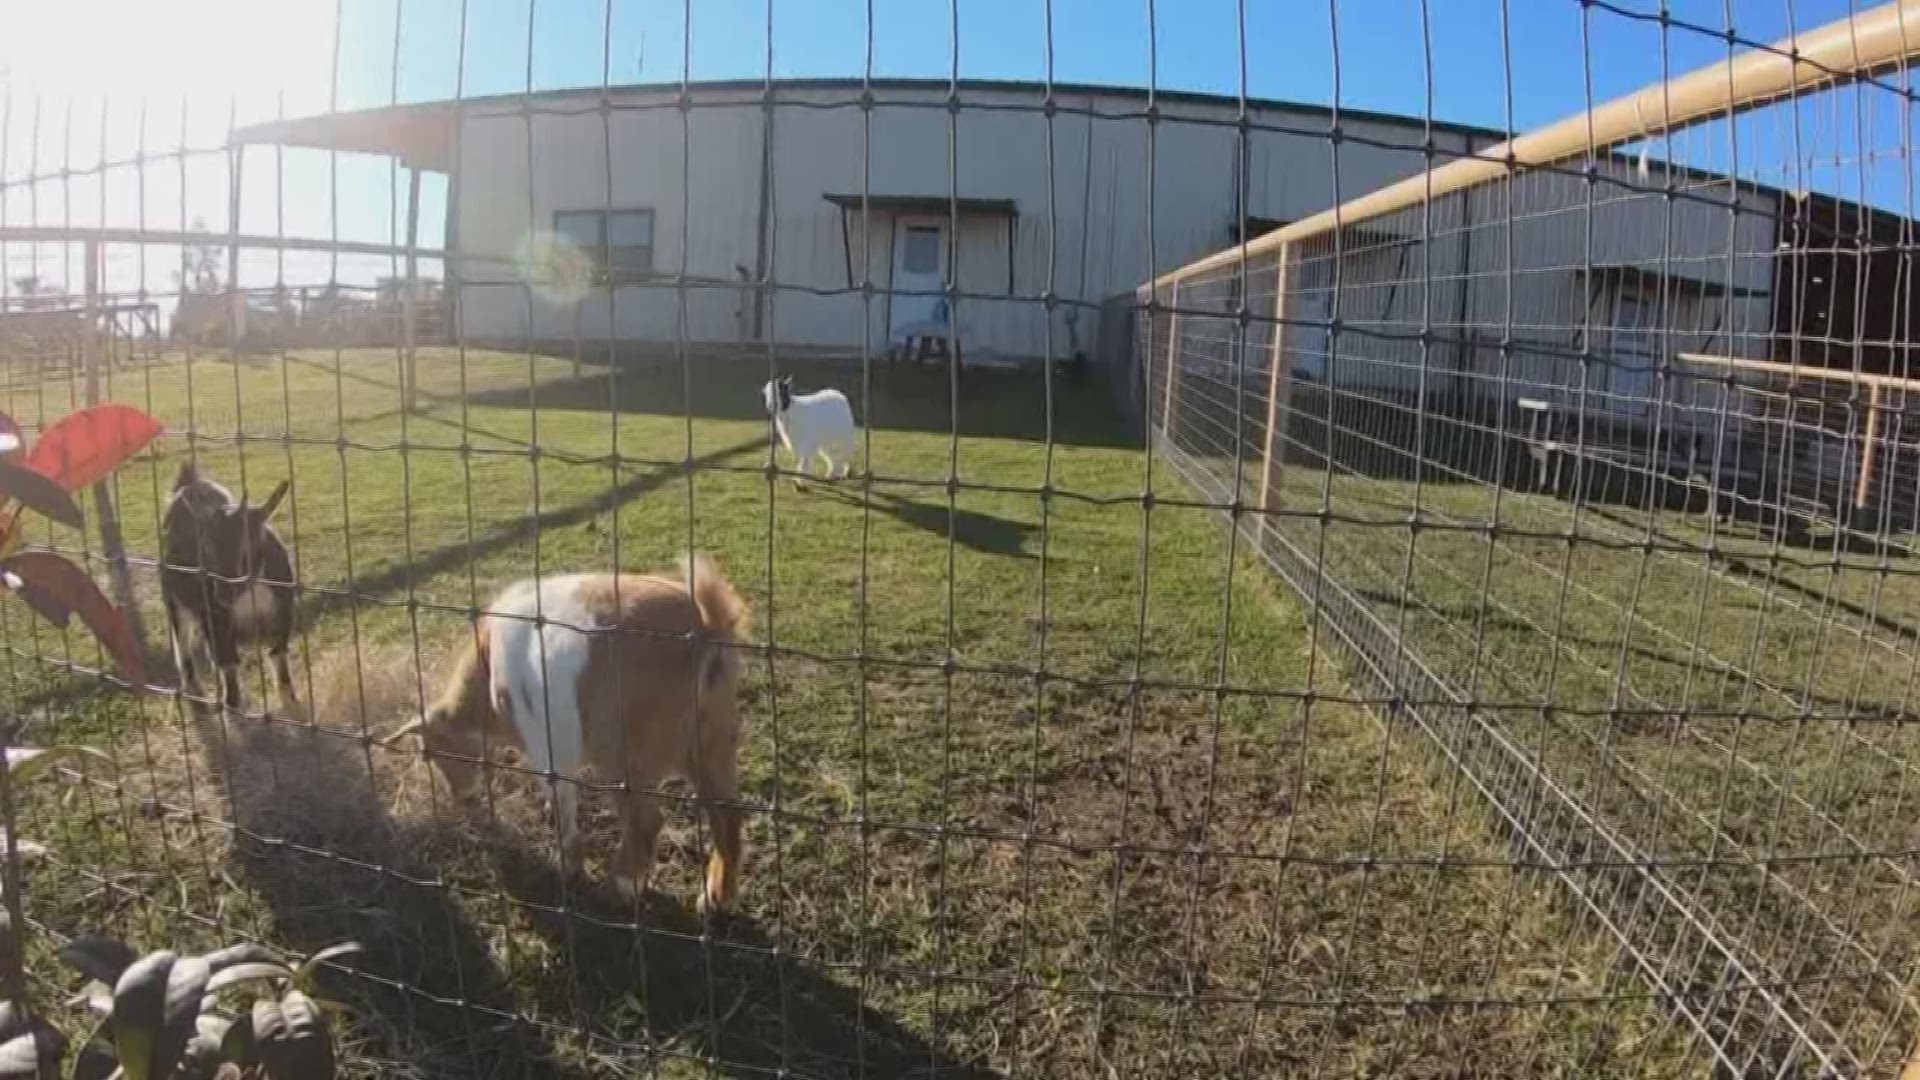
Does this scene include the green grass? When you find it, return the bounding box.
[1239,427,1920,1070]
[0,347,1689,1078]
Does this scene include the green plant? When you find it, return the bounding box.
[0,400,335,1078]
[0,735,354,1080]
[55,936,358,1080]
[0,742,110,1079]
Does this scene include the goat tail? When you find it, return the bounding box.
[172,458,201,491]
[681,552,748,639]
[680,552,749,691]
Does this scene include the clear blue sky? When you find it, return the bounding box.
[1,0,1912,298]
[333,0,1871,129]
[323,0,1920,248]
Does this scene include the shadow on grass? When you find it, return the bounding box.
[481,839,1001,1080]
[286,433,768,636]
[186,705,568,1078]
[1351,584,1906,720]
[183,653,1001,1079]
[462,356,1137,449]
[196,702,995,1078]
[805,484,1039,558]
[1579,503,1920,644]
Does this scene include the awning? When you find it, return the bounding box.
[235,103,457,172]
[823,194,1019,293]
[822,193,1018,218]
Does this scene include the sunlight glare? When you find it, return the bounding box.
[1,0,335,121]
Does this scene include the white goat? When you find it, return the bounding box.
[761,376,859,484]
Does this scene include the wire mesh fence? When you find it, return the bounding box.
[1133,3,1920,1075]
[0,1,1918,1078]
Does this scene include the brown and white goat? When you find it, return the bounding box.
[160,460,300,717]
[392,554,750,910]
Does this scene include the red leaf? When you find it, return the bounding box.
[24,404,163,492]
[0,552,146,689]
[7,575,72,629]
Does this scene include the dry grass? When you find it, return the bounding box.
[0,349,1698,1078]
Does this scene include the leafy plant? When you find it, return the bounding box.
[0,742,111,1079]
[53,936,358,1080]
[0,404,163,688]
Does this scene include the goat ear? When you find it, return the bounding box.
[252,480,290,521]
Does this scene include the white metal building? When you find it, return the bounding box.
[238,78,1502,364]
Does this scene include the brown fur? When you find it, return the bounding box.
[402,554,751,910]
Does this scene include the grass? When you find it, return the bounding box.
[1199,401,1920,1072]
[0,346,1692,1078]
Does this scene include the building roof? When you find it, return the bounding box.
[231,76,1920,250]
[234,77,1509,173]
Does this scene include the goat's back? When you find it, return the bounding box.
[481,562,748,783]
[794,387,855,425]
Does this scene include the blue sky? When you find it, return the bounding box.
[332,0,1876,127]
[0,0,1912,297]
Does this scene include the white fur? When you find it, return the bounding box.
[488,575,596,853]
[763,380,860,481]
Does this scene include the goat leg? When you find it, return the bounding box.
[615,791,669,901]
[218,664,245,715]
[695,746,745,913]
[550,777,584,876]
[166,605,203,702]
[272,650,304,720]
[204,609,246,717]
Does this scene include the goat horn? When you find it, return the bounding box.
[254,480,290,520]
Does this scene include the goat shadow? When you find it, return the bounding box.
[806,484,1039,558]
[460,354,1137,450]
[189,703,996,1078]
[477,835,1003,1079]
[186,701,566,1077]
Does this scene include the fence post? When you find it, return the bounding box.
[403,167,422,412]
[1258,243,1294,520]
[82,239,146,670]
[1855,381,1883,514]
[1159,279,1182,441]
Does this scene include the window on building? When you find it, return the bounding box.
[553,209,655,281]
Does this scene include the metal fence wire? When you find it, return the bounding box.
[3,1,1920,1078]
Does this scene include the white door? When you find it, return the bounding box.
[889,217,948,342]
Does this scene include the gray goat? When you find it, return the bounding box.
[159,461,300,716]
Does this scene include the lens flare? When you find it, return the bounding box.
[514,229,595,306]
